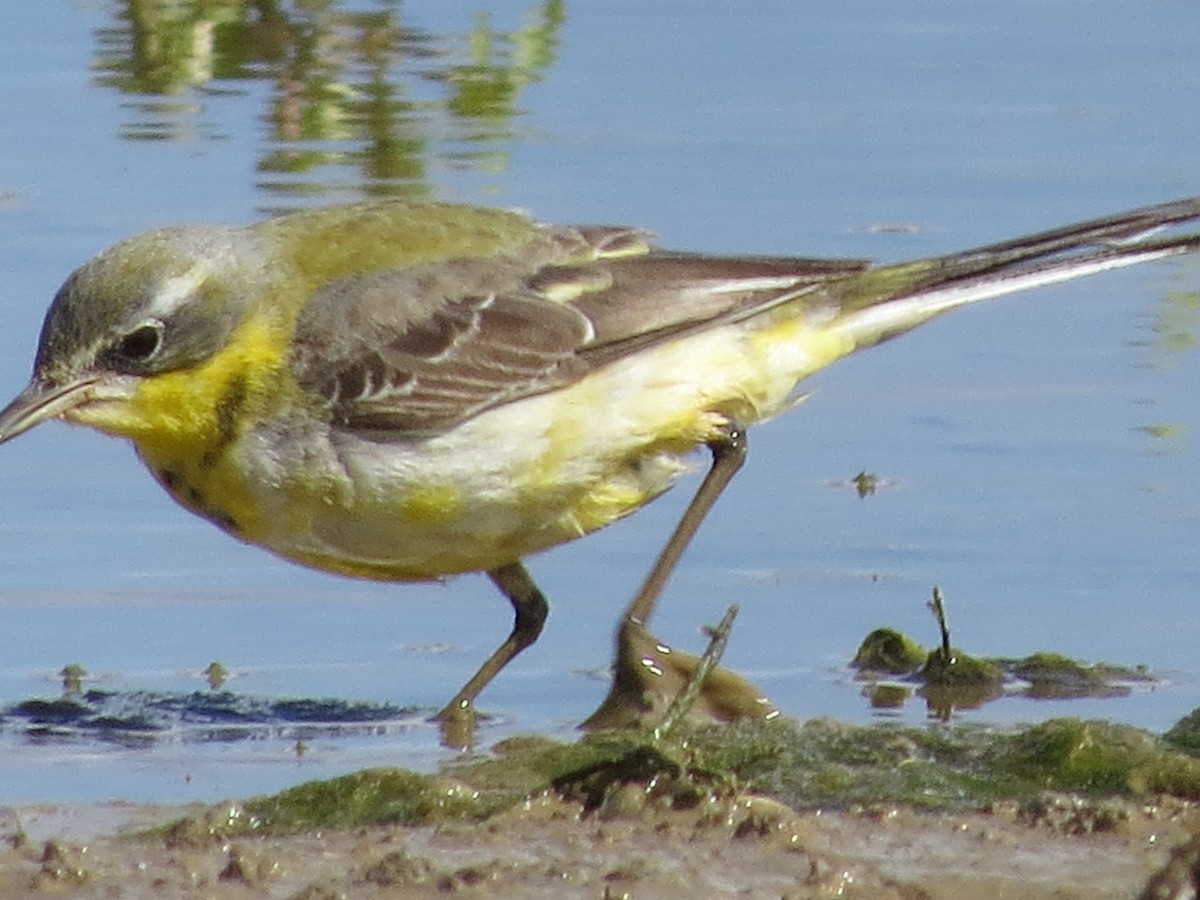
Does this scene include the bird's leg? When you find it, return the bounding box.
[436,560,548,744]
[624,421,747,627]
[583,421,777,730]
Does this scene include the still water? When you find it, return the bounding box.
[1,1,1199,804]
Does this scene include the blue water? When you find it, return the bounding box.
[0,0,1199,804]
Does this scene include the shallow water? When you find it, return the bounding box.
[1,0,1200,804]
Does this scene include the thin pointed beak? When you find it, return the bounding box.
[0,377,99,445]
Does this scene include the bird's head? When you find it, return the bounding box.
[0,225,274,445]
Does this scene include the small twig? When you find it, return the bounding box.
[927,585,952,661]
[655,604,739,741]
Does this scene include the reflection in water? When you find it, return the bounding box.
[1142,288,1200,363]
[1132,279,1200,456]
[90,0,565,201]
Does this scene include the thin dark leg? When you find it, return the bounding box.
[437,560,549,719]
[622,422,747,626]
[581,422,755,731]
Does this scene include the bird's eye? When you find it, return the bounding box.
[116,322,163,362]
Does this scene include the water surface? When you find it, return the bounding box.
[1,0,1199,803]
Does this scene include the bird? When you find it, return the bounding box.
[2,196,1199,740]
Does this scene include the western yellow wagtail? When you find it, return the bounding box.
[1,197,1199,735]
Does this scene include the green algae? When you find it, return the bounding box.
[147,711,1200,846]
[1006,719,1200,798]
[920,646,1004,687]
[850,628,927,675]
[1163,707,1200,756]
[157,768,493,844]
[242,768,491,831]
[670,716,1200,809]
[850,586,1155,715]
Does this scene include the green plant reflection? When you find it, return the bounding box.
[1129,261,1200,455]
[90,0,565,201]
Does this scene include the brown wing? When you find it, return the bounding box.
[290,221,868,439]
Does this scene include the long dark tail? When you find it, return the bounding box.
[835,196,1200,348]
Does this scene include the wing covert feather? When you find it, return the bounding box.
[289,219,868,439]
